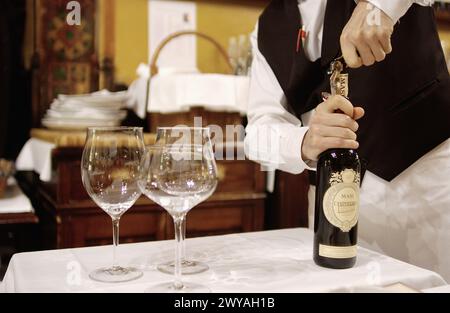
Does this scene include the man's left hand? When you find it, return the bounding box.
[340,1,395,68]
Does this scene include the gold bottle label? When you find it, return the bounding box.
[319,244,357,259]
[323,169,360,232]
[336,73,349,98]
[330,59,349,98]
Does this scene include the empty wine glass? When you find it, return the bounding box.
[155,128,216,275]
[156,127,217,276]
[81,127,145,283]
[157,222,209,275]
[139,127,218,292]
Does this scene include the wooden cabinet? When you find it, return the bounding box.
[17,146,266,249]
[0,210,39,279]
[266,171,310,230]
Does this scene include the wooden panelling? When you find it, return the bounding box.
[17,145,266,249]
[266,171,310,230]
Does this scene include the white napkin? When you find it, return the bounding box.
[0,178,33,214]
[16,139,55,182]
[126,63,151,119]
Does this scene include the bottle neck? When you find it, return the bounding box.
[318,148,358,161]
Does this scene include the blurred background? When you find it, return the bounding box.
[0,0,449,280]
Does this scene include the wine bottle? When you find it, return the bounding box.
[313,58,361,269]
[313,149,361,269]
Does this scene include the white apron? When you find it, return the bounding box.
[308,139,450,281]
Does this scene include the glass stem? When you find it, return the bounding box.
[173,215,186,290]
[112,218,120,270]
[181,217,187,263]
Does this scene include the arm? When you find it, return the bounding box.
[368,0,434,23]
[245,25,363,173]
[341,0,434,68]
[245,25,312,174]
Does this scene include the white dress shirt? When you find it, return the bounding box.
[245,0,450,282]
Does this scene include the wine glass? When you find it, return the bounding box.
[157,220,209,275]
[156,127,217,275]
[81,127,145,283]
[155,128,215,275]
[139,127,218,292]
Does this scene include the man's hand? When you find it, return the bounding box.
[340,1,394,68]
[302,96,365,162]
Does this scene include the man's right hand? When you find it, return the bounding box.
[302,95,365,162]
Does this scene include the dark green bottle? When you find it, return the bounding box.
[313,148,361,269]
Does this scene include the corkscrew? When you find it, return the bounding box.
[322,56,350,112]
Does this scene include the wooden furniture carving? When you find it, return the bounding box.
[31,0,100,128]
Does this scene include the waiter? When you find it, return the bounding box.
[245,0,450,280]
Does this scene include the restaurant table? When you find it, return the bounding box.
[0,178,38,235]
[0,178,34,216]
[0,228,446,293]
[0,179,38,282]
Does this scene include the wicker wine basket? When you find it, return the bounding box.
[145,31,242,132]
[148,30,233,77]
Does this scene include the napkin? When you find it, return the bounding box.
[127,63,250,118]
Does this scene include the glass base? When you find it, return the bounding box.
[89,266,143,283]
[145,282,211,293]
[157,260,210,275]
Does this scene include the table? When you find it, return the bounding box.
[423,285,450,293]
[0,178,34,216]
[0,228,446,293]
[0,179,38,281]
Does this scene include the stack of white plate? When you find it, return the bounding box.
[42,90,129,130]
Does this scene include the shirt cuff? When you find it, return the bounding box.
[245,125,315,175]
[367,0,413,23]
[276,125,316,173]
[297,127,317,171]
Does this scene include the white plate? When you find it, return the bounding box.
[45,109,127,120]
[53,99,127,110]
[58,90,129,104]
[42,118,122,131]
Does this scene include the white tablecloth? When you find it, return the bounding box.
[127,67,250,119]
[423,285,450,293]
[16,138,55,182]
[0,228,446,293]
[0,178,33,214]
[148,74,250,114]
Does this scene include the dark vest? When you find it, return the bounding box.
[258,0,450,181]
